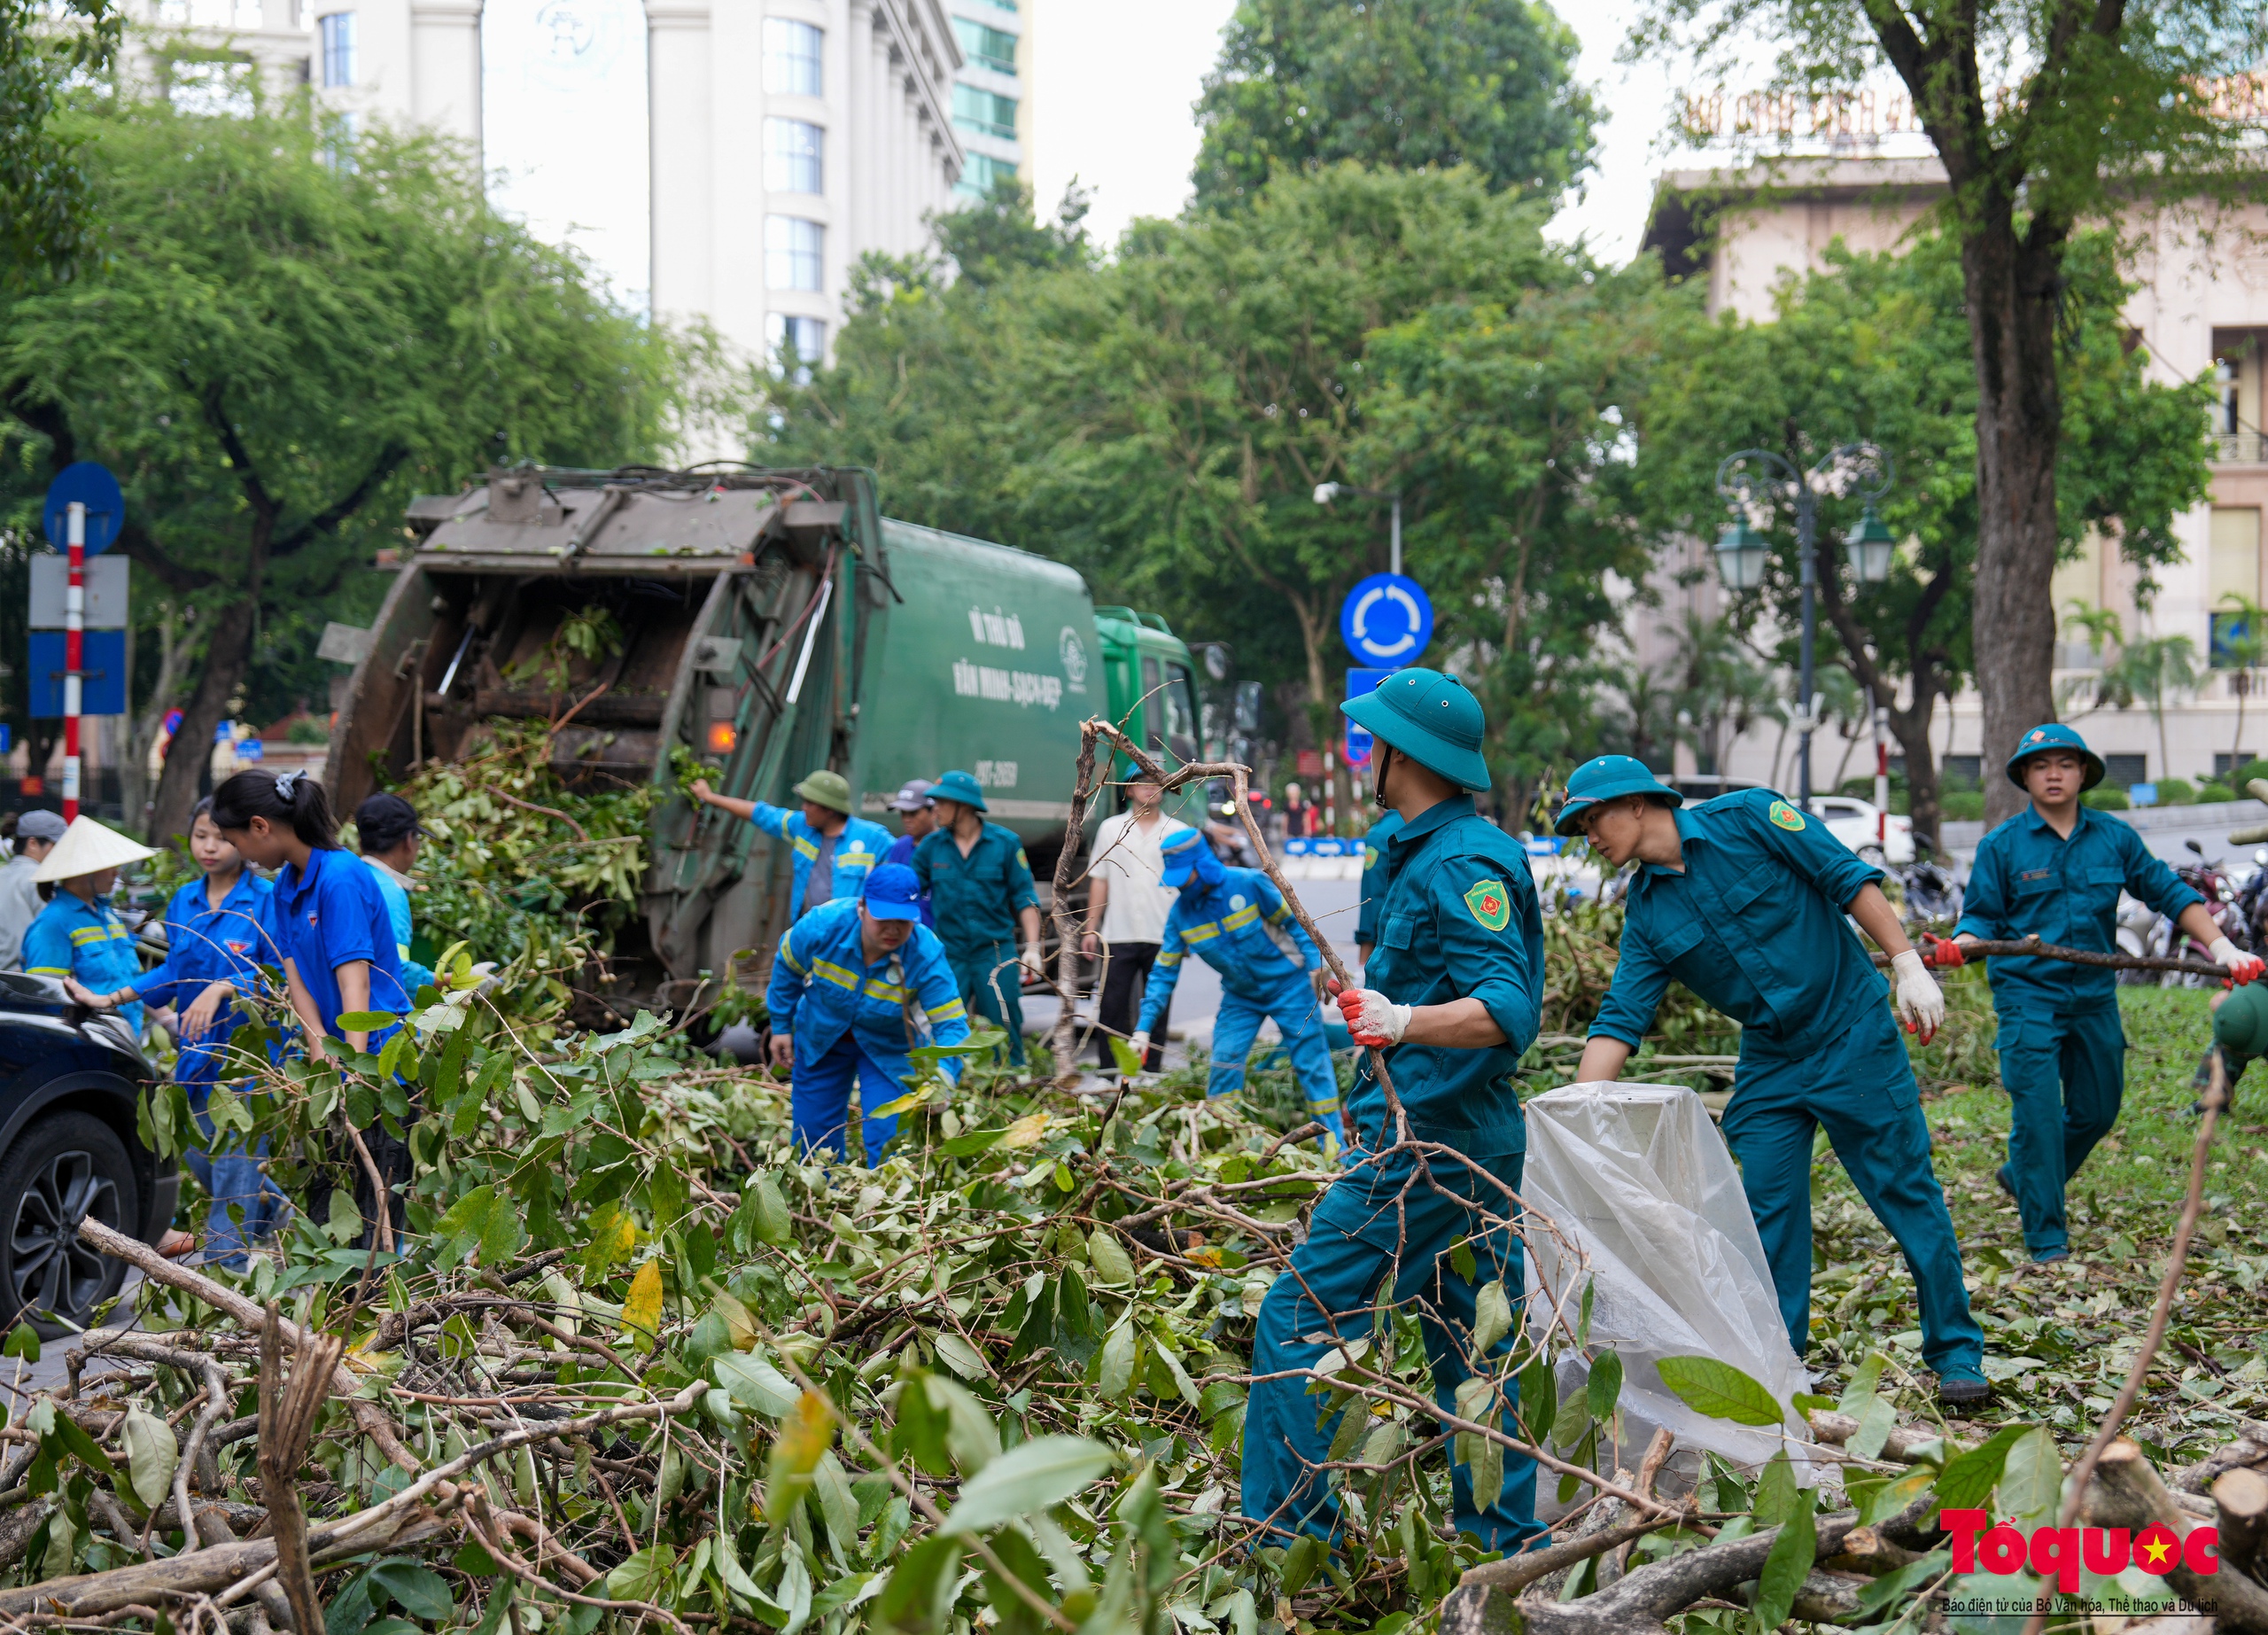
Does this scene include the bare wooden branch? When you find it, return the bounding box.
[259,1303,339,1635]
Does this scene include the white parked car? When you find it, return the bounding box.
[1812,794,1915,864]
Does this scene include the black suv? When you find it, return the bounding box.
[0,972,177,1335]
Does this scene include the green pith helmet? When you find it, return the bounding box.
[2214,980,2268,1064]
[1338,667,1491,791]
[794,768,853,814]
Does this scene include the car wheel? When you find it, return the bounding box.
[0,1111,138,1337]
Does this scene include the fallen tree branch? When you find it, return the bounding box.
[2082,1439,2268,1632]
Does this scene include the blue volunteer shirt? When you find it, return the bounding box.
[1954,806,2202,1015]
[361,856,438,995]
[1589,788,1886,1059]
[131,872,284,1084]
[272,847,410,1046]
[24,892,146,1034]
[1353,796,1544,1152]
[746,803,893,918]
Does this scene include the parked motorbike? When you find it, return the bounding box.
[1895,859,1963,929]
[2164,839,2250,986]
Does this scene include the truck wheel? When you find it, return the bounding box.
[0,1112,139,1337]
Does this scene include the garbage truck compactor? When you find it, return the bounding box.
[325,465,1202,1018]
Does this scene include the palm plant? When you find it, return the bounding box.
[2218,594,2268,773]
[2102,632,2202,783]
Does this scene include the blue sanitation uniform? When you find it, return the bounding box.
[24,892,146,1035]
[1588,789,1984,1379]
[1247,794,1548,1553]
[272,848,412,1048]
[362,856,438,995]
[747,802,892,920]
[881,834,936,928]
[912,824,1040,1064]
[1355,812,1405,952]
[765,897,972,1162]
[1138,866,1345,1142]
[131,873,289,1265]
[1954,807,2201,1257]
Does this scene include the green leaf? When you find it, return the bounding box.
[3,1324,40,1364]
[1753,1450,1799,1527]
[1087,1226,1136,1286]
[1098,1317,1138,1399]
[931,1331,988,1381]
[1107,1034,1146,1077]
[1279,1535,1323,1595]
[979,1525,1052,1635]
[1586,1350,1623,1423]
[1471,1279,1511,1357]
[752,1173,793,1246]
[713,1351,800,1418]
[1933,1423,2035,1511]
[942,1435,1115,1533]
[1751,1488,1817,1628]
[326,1187,364,1247]
[1517,1349,1557,1444]
[49,1406,115,1476]
[1996,1426,2062,1524]
[922,1373,1000,1474]
[120,1405,177,1510]
[1655,1355,1788,1427]
[874,1535,963,1635]
[335,1010,400,1032]
[371,1561,454,1622]
[1837,1351,1891,1413]
[1850,1393,1898,1462]
[604,1545,675,1604]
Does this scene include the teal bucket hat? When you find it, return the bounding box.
[1552,755,1684,837]
[1340,667,1492,792]
[2004,723,2106,790]
[929,769,990,812]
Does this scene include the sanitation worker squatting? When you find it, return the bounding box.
[1557,756,1990,1406]
[1934,722,2261,1263]
[1243,666,1548,1553]
[1126,824,1343,1148]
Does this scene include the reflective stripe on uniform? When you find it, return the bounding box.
[27,966,68,977]
[1154,949,1183,968]
[1183,921,1220,942]
[813,961,859,991]
[864,978,909,1003]
[1222,904,1260,932]
[925,998,967,1022]
[793,837,819,860]
[777,930,805,975]
[1307,1094,1341,1115]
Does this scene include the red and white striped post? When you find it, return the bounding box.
[63,500,84,822]
[1874,703,1891,849]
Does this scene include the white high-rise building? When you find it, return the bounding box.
[121,0,482,161]
[944,0,1024,202]
[647,0,967,374]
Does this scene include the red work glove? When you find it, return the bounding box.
[2210,936,2265,987]
[1328,977,1410,1047]
[1922,933,1966,969]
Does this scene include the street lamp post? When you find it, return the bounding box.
[1713,442,1894,812]
[1314,482,1402,575]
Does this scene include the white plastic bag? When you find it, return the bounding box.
[1520,1081,1814,1481]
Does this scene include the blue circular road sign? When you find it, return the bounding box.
[1340,573,1433,666]
[43,463,126,555]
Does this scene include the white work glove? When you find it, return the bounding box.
[1017,945,1046,982]
[1334,984,1411,1047]
[1124,1031,1151,1068]
[1890,950,1945,1046]
[2210,937,2266,987]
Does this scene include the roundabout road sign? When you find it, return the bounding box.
[1340,572,1432,666]
[43,462,126,555]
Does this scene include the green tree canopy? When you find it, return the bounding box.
[1629,0,2268,823]
[0,96,690,841]
[1635,229,2211,845]
[1192,0,1596,212]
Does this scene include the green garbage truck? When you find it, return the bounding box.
[324,464,1204,1015]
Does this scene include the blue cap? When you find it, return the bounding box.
[1552,754,1683,837]
[2006,722,2105,790]
[929,769,989,812]
[1158,825,1206,887]
[863,862,924,922]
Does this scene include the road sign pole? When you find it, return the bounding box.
[64,501,83,821]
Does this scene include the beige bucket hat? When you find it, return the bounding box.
[34,815,158,884]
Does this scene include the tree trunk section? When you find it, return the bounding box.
[1892,694,1942,856]
[1963,216,2068,829]
[150,597,257,848]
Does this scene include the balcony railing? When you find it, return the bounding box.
[2216,432,2265,463]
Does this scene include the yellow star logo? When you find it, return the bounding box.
[2141,1537,2171,1568]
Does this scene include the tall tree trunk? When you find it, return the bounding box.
[149,598,257,848]
[121,603,192,838]
[1964,215,2069,828]
[1891,694,1943,858]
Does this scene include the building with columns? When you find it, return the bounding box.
[1636,156,2268,794]
[648,0,967,373]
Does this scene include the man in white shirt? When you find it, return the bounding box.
[0,811,66,970]
[1081,769,1179,1074]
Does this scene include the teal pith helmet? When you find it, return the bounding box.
[1552,755,1684,837]
[928,769,989,812]
[2005,722,2106,790]
[2215,981,2268,1063]
[1339,668,1491,792]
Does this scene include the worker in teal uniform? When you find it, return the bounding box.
[764,864,972,1163]
[1558,756,1989,1405]
[692,767,891,921]
[1933,723,2259,1261]
[911,770,1044,1066]
[1127,826,1345,1147]
[23,816,156,1038]
[1245,668,1545,1553]
[1354,809,1405,963]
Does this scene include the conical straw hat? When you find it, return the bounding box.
[34,815,158,884]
